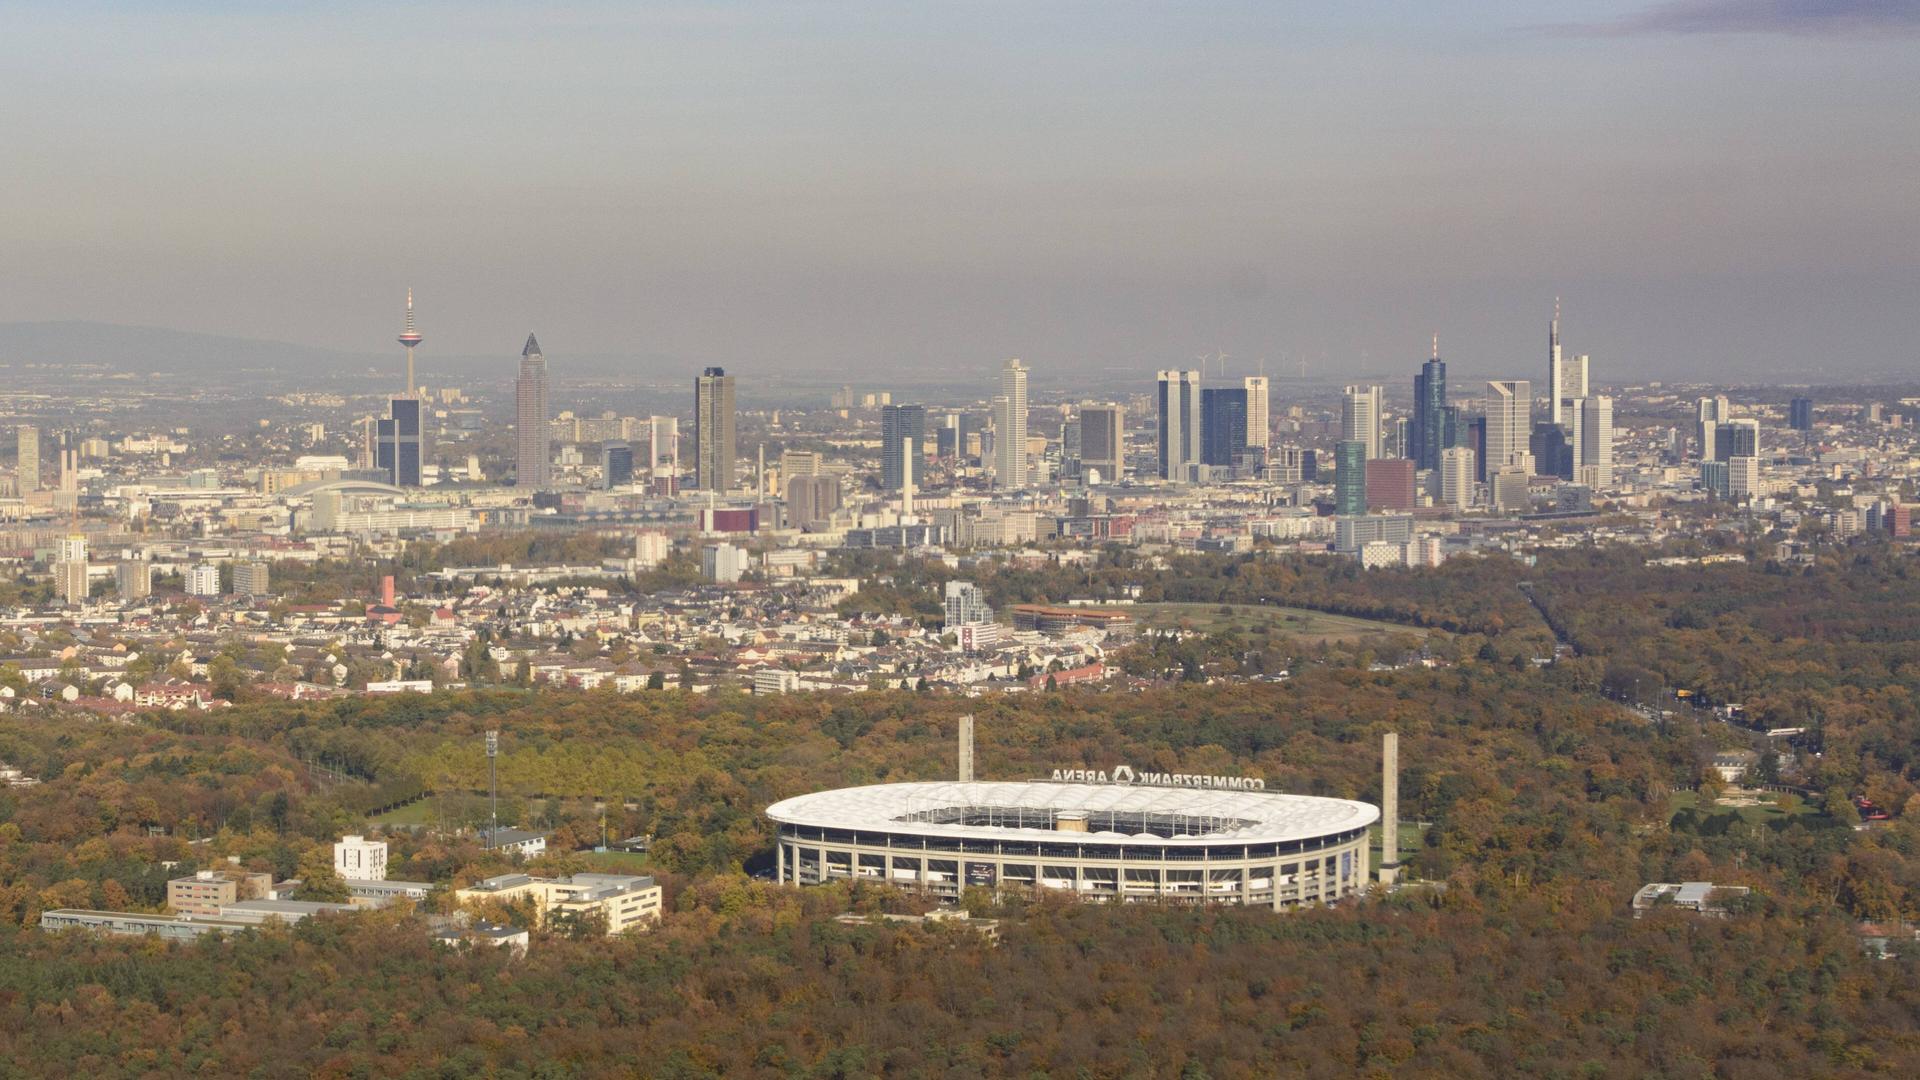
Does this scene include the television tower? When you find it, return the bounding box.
[396,288,424,398]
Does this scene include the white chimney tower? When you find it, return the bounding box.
[958,714,974,782]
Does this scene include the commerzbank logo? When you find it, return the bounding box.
[1049,765,1266,791]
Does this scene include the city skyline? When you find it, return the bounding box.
[1,4,1915,379]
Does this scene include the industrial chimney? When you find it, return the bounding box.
[1379,732,1400,886]
[958,714,974,783]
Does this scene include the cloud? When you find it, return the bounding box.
[1538,0,1920,37]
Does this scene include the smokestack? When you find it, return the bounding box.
[380,575,395,609]
[1379,732,1400,886]
[958,713,974,782]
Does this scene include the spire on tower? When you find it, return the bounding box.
[1431,333,1439,361]
[523,333,542,358]
[1551,296,1560,351]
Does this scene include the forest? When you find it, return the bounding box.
[1,543,1919,1075]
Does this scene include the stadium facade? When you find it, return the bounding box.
[765,780,1377,908]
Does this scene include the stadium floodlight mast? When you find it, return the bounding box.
[486,730,499,845]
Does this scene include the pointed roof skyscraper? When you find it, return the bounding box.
[523,333,542,357]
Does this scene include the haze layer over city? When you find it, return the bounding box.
[5,1,1918,380]
[1,4,1918,1078]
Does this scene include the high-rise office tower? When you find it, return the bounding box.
[1243,376,1270,451]
[1467,416,1488,482]
[14,425,38,494]
[881,404,926,491]
[1547,301,1590,429]
[1485,380,1535,474]
[54,534,88,605]
[1440,446,1476,510]
[695,366,737,490]
[993,359,1028,489]
[1579,396,1614,487]
[1200,387,1248,467]
[377,292,427,487]
[1696,395,1730,459]
[1156,369,1202,480]
[1333,440,1367,515]
[600,441,634,489]
[1716,418,1760,461]
[1530,422,1574,479]
[1364,458,1416,511]
[1789,397,1814,432]
[1411,342,1448,471]
[1342,384,1383,460]
[1078,404,1124,482]
[647,416,679,476]
[515,334,551,489]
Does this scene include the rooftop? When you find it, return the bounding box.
[766,781,1378,847]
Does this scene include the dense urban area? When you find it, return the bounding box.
[1,311,1918,1076]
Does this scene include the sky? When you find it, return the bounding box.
[1,0,1916,383]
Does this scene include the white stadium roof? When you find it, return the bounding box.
[766,781,1378,847]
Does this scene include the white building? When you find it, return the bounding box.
[993,359,1029,489]
[701,542,748,583]
[633,531,670,569]
[1342,384,1383,460]
[1729,456,1761,502]
[943,580,994,629]
[185,563,221,597]
[753,668,801,695]
[1439,446,1475,511]
[1243,376,1270,451]
[334,835,389,882]
[1485,381,1534,474]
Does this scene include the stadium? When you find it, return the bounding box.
[766,780,1378,908]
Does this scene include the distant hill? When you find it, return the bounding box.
[0,320,378,377]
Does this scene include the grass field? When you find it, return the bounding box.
[579,849,652,873]
[1131,603,1429,643]
[1669,789,1827,826]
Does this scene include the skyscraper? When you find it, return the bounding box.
[991,359,1029,490]
[1200,387,1248,467]
[515,334,551,489]
[1789,397,1814,432]
[1156,369,1201,480]
[1411,342,1448,471]
[1485,380,1534,474]
[1530,422,1574,480]
[1696,395,1730,459]
[1333,440,1367,515]
[14,425,37,494]
[377,292,427,487]
[1243,376,1270,451]
[695,366,737,490]
[1579,396,1614,487]
[1546,300,1592,431]
[1078,404,1124,482]
[647,416,679,478]
[881,404,926,491]
[600,441,634,489]
[1439,446,1475,511]
[1342,384,1383,460]
[1716,418,1760,461]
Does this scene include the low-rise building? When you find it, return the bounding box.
[167,869,272,915]
[1631,881,1752,917]
[453,872,663,935]
[477,828,550,856]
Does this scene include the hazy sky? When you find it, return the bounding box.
[3,1,1916,382]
